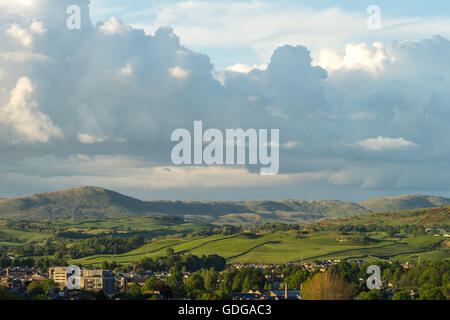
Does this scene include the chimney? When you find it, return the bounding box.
[285,282,288,300]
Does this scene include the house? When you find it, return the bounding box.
[245,289,301,300]
[264,290,301,300]
[0,277,25,292]
[409,290,418,300]
[230,293,261,300]
[5,267,33,279]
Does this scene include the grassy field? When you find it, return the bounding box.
[0,216,210,242]
[70,231,448,266]
[1,206,448,267]
[0,226,51,243]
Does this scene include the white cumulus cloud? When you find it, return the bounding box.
[316,42,392,72]
[355,136,418,151]
[0,77,63,143]
[78,133,108,144]
[6,24,33,47]
[226,63,267,73]
[29,20,46,34]
[169,66,189,79]
[99,17,132,35]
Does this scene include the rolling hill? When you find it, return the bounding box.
[0,200,448,264]
[144,199,369,224]
[0,186,449,224]
[70,206,450,265]
[0,187,157,219]
[317,205,450,228]
[358,194,450,213]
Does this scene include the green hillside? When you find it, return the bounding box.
[73,231,448,266]
[0,186,449,224]
[71,206,450,266]
[0,215,210,248]
[1,205,448,265]
[0,187,368,222]
[147,199,369,224]
[318,206,450,228]
[0,187,161,219]
[359,194,450,213]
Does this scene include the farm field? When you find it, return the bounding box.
[0,226,51,243]
[0,216,210,242]
[1,206,448,267]
[71,231,448,266]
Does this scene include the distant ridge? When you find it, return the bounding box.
[0,187,158,219]
[0,186,449,224]
[358,194,450,213]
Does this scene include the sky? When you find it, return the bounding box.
[0,0,450,201]
[89,0,450,68]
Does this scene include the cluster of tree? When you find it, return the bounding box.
[11,235,145,263]
[114,278,173,300]
[66,235,145,258]
[315,223,430,236]
[212,225,243,235]
[106,259,449,300]
[277,260,449,300]
[4,220,61,235]
[0,256,67,270]
[0,288,22,300]
[218,267,266,293]
[282,266,312,290]
[0,249,35,268]
[184,225,243,238]
[0,256,35,269]
[12,238,60,257]
[327,260,449,300]
[249,223,301,232]
[382,260,449,299]
[135,248,226,273]
[26,279,58,300]
[117,266,268,300]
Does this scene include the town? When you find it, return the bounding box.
[0,200,448,301]
[1,255,447,300]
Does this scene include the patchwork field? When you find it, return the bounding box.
[1,205,448,267]
[0,215,210,241]
[71,231,448,266]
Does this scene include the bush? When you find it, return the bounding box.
[392,291,411,300]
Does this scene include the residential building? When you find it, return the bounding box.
[49,267,68,288]
[82,269,115,295]
[48,267,115,295]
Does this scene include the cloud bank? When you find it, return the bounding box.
[1,0,450,201]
